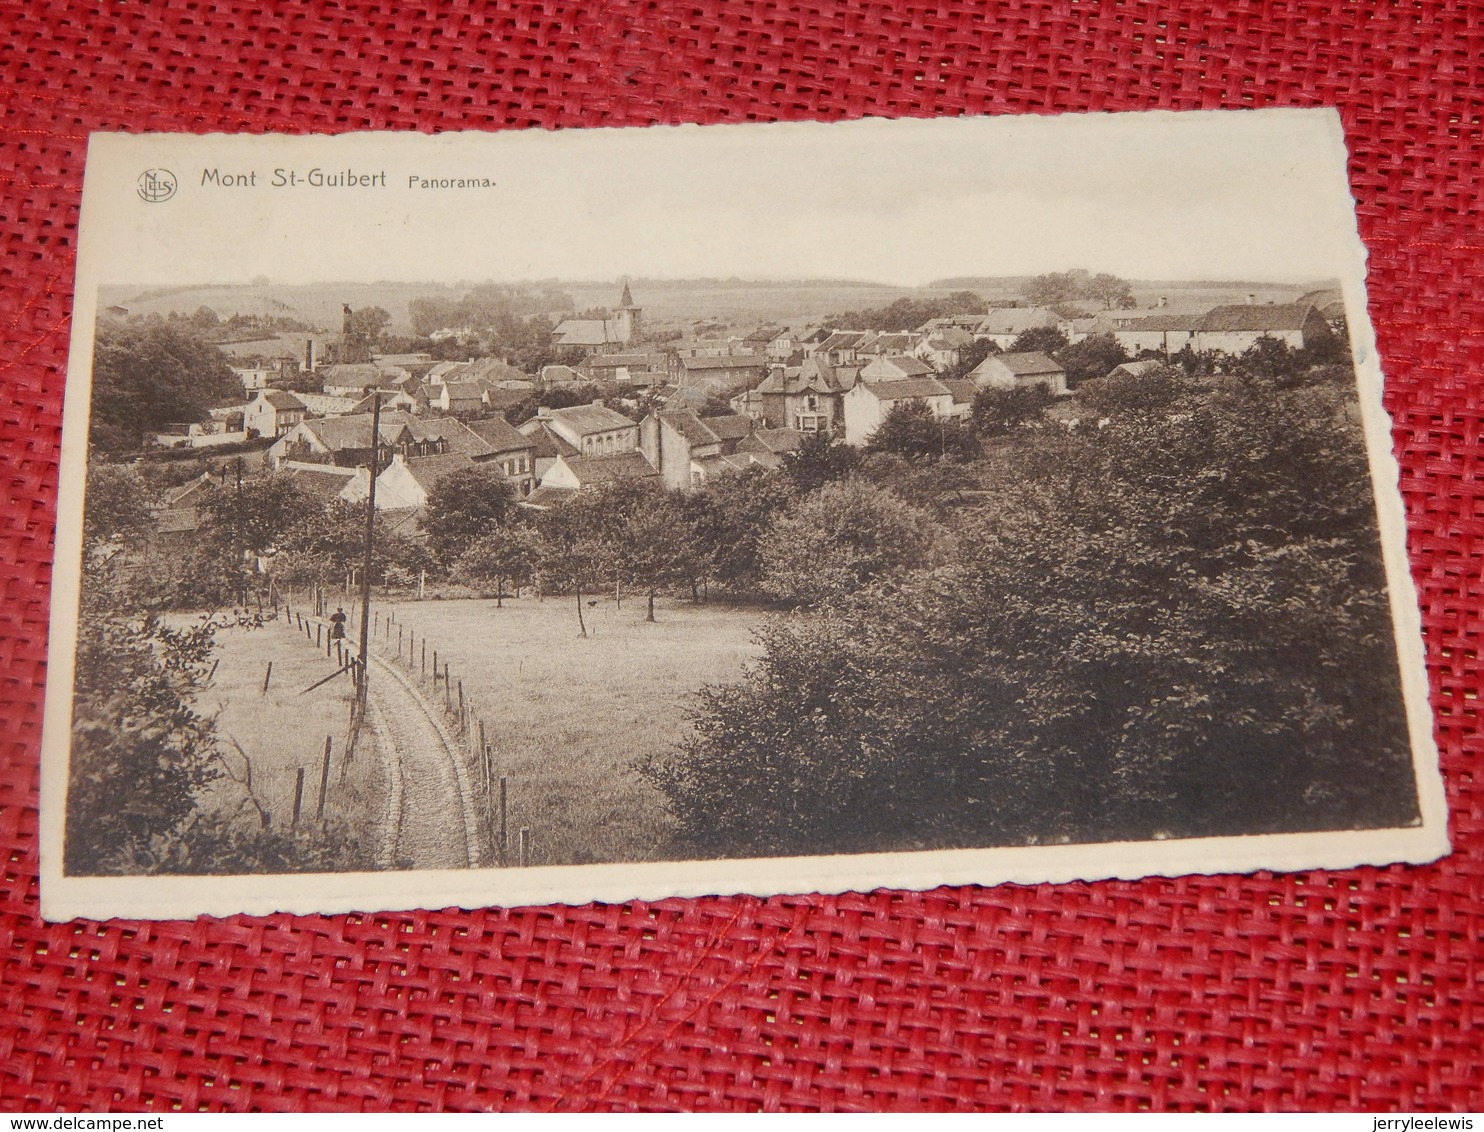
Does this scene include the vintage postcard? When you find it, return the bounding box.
[41,110,1448,921]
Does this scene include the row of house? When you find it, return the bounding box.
[728,348,1069,445]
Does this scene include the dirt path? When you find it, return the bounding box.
[366,654,483,870]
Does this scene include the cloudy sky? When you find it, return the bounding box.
[80,109,1362,288]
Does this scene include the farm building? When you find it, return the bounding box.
[842,376,955,446]
[969,351,1068,396]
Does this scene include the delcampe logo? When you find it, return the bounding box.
[136,168,177,203]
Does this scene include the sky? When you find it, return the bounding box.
[78,109,1364,289]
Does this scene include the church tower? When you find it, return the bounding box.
[613,281,642,345]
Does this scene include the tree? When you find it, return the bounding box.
[346,306,391,344]
[1053,332,1128,388]
[759,479,942,607]
[65,602,223,874]
[611,485,699,621]
[970,385,1050,437]
[83,463,155,550]
[1009,326,1069,355]
[866,400,979,463]
[1024,271,1087,307]
[1086,272,1136,310]
[650,372,1418,857]
[781,429,859,494]
[422,464,517,565]
[89,320,242,453]
[456,524,540,606]
[686,466,798,598]
[1023,269,1133,311]
[534,494,617,636]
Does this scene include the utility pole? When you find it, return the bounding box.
[356,392,382,717]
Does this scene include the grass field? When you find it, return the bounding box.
[372,593,764,866]
[197,613,386,868]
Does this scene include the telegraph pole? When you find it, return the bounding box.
[356,391,382,717]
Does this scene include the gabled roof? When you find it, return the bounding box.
[976,351,1065,377]
[681,353,767,371]
[1119,313,1204,333]
[395,453,480,493]
[544,403,638,437]
[926,327,975,348]
[258,390,307,411]
[868,355,934,379]
[738,427,803,455]
[1108,360,1166,379]
[541,364,585,384]
[857,332,917,355]
[976,307,1062,336]
[1198,303,1320,332]
[465,416,535,454]
[561,451,659,485]
[817,330,868,352]
[658,410,723,448]
[440,381,486,403]
[701,413,754,441]
[165,473,218,508]
[296,410,494,458]
[940,379,978,406]
[280,462,362,502]
[428,361,469,381]
[517,418,581,459]
[580,352,657,370]
[553,318,617,346]
[856,377,952,401]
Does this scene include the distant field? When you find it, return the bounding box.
[98,276,1330,343]
[564,282,970,328]
[373,593,764,866]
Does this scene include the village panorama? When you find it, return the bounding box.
[67,271,1423,878]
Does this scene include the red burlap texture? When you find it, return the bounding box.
[1,0,1481,1112]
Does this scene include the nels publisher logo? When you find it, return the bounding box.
[136,168,177,203]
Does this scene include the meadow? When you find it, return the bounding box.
[199,613,387,868]
[372,593,764,866]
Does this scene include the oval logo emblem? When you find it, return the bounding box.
[137,169,177,203]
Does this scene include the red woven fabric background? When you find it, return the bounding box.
[1,0,1480,1111]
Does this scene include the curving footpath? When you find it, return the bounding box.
[366,653,483,870]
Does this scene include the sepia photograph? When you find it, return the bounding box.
[41,111,1448,921]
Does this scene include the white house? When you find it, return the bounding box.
[1192,303,1335,355]
[243,390,307,438]
[530,402,640,458]
[842,377,954,446]
[969,352,1068,396]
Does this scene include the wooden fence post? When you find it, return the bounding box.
[500,776,508,866]
[262,661,272,694]
[291,767,306,830]
[317,736,332,818]
[421,639,427,677]
[519,827,530,868]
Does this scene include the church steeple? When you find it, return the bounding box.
[614,280,642,344]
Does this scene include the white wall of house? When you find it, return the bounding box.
[843,386,952,446]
